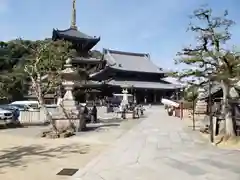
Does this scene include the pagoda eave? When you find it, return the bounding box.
[52,28,100,42]
[52,29,100,51]
[72,57,103,64]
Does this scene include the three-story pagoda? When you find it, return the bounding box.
[52,0,104,102]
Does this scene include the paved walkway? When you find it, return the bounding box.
[72,106,240,180]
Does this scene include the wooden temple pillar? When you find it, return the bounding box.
[153,90,157,104]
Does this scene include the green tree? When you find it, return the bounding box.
[184,85,199,102]
[19,39,74,132]
[0,40,29,101]
[175,7,240,137]
[0,70,27,101]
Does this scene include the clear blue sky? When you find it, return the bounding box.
[0,0,240,69]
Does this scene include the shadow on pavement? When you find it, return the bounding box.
[0,143,90,174]
[84,123,120,132]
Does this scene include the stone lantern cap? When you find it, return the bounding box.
[61,58,79,81]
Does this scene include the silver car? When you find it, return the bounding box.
[0,108,13,125]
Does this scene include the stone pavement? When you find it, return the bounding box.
[72,106,240,180]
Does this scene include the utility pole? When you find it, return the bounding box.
[208,80,214,143]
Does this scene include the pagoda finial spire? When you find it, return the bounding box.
[71,0,77,29]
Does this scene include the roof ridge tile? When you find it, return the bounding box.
[107,49,148,57]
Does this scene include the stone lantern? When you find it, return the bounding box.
[60,58,79,111]
[198,87,205,99]
[121,81,130,106]
[195,87,208,114]
[53,58,84,132]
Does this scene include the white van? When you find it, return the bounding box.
[10,101,40,111]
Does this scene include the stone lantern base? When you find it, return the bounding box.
[53,96,86,132]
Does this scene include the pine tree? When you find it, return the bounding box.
[175,7,240,137]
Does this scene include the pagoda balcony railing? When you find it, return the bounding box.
[73,56,102,62]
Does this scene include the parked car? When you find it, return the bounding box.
[0,108,14,126]
[9,104,29,111]
[0,105,20,121]
[10,101,39,111]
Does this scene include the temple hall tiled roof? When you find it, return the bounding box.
[107,80,182,90]
[103,49,166,74]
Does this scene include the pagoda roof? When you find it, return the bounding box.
[74,80,103,88]
[53,28,99,40]
[72,57,102,64]
[52,28,100,51]
[103,49,166,74]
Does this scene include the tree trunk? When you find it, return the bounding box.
[221,82,236,137]
[34,78,58,133]
[38,96,58,133]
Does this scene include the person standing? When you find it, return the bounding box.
[91,105,97,123]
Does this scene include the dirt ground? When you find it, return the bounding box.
[0,119,141,180]
[183,116,240,150]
